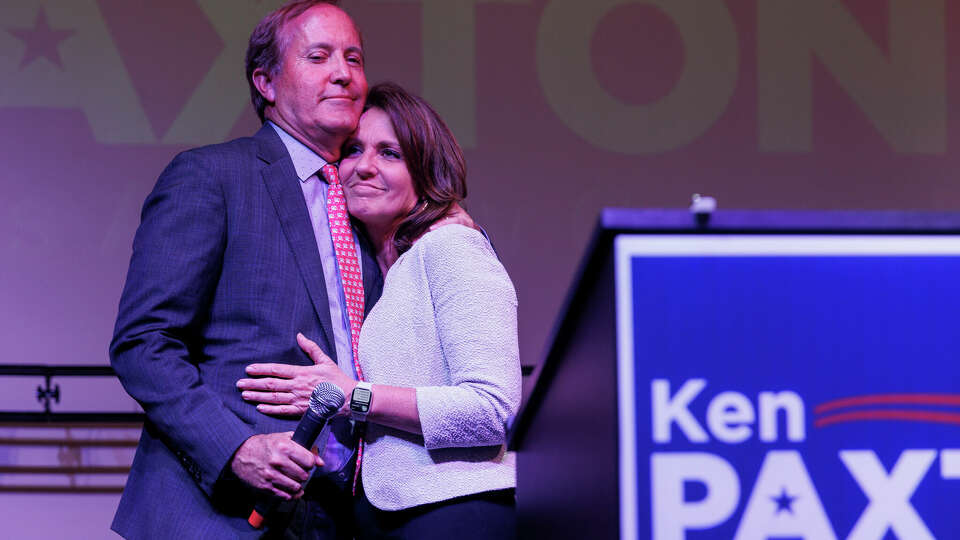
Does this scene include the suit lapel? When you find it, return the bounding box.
[256,126,338,363]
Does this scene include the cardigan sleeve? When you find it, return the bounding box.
[414,226,522,450]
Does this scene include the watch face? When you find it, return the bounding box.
[351,387,371,412]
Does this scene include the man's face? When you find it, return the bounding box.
[261,5,367,157]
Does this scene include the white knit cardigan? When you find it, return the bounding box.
[357,225,521,511]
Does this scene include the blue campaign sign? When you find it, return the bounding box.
[614,235,960,540]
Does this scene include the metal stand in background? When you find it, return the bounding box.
[0,364,144,493]
[36,372,59,414]
[0,365,144,424]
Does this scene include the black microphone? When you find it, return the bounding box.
[248,382,345,528]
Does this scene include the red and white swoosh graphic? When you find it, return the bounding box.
[814,394,960,427]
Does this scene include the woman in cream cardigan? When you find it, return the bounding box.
[243,82,520,539]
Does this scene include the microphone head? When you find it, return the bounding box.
[309,382,346,418]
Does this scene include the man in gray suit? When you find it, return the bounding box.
[111,1,381,537]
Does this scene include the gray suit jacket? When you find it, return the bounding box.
[110,125,381,538]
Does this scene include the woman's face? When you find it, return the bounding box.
[340,108,418,230]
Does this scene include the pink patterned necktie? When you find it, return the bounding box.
[320,163,367,493]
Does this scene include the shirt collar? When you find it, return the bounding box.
[267,121,329,183]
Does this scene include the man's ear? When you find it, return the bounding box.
[252,67,276,104]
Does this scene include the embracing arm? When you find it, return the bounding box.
[243,229,519,448]
[110,152,315,498]
[240,228,519,447]
[244,334,424,434]
[111,152,252,496]
[414,229,521,449]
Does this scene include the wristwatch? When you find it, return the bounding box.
[350,381,373,421]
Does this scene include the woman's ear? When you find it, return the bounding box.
[252,67,276,105]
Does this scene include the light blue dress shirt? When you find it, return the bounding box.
[269,122,362,476]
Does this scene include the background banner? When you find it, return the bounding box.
[3,1,960,371]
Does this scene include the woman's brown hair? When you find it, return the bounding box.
[361,82,468,255]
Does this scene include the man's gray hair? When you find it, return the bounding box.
[245,0,346,123]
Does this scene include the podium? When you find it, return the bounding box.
[511,209,960,540]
